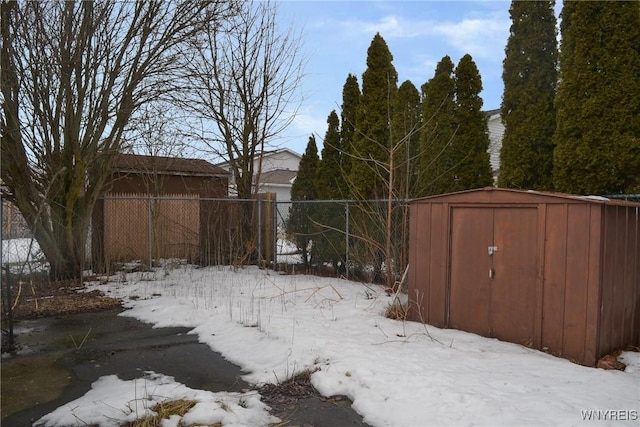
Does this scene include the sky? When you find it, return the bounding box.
[274,0,521,155]
[30,263,639,427]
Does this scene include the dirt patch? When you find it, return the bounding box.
[259,369,320,406]
[259,369,357,425]
[1,273,121,350]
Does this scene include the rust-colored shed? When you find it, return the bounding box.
[408,188,640,366]
[92,154,229,267]
[106,153,230,197]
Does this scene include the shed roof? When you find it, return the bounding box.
[114,154,229,177]
[411,187,640,207]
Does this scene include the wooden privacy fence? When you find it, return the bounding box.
[199,192,275,266]
[101,193,200,263]
[92,193,276,270]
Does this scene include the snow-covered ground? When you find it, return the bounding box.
[1,237,45,266]
[33,265,639,427]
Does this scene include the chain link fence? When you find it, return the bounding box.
[92,194,277,273]
[90,195,410,287]
[4,193,640,284]
[275,199,411,286]
[1,197,46,275]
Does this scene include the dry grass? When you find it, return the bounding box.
[126,399,200,427]
[385,300,407,320]
[1,274,121,321]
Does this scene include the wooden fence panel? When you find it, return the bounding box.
[103,194,199,264]
[104,195,149,262]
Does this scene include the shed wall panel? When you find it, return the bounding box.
[562,204,591,363]
[599,206,617,357]
[634,207,640,347]
[621,206,640,347]
[541,204,568,356]
[610,206,625,352]
[584,204,603,366]
[534,205,547,349]
[429,203,449,326]
[409,203,430,323]
[599,205,640,355]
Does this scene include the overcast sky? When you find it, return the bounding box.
[274,1,559,155]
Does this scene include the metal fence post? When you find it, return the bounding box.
[4,266,14,348]
[0,197,12,348]
[272,198,277,269]
[257,197,262,266]
[345,201,350,280]
[148,196,153,268]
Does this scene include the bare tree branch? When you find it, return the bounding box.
[178,0,305,200]
[1,0,237,279]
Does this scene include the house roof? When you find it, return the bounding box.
[258,169,297,185]
[114,154,229,177]
[215,148,302,171]
[260,147,302,158]
[485,108,501,118]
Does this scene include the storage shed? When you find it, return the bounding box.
[92,154,229,268]
[408,188,639,366]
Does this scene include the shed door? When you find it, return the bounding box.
[449,207,538,345]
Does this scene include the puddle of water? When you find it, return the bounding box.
[1,352,71,420]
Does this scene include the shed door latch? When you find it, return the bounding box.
[487,246,498,256]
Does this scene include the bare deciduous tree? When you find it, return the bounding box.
[0,0,237,280]
[181,0,305,200]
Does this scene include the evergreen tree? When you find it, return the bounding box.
[315,111,346,272]
[418,55,457,196]
[393,80,422,198]
[453,54,493,190]
[553,1,640,194]
[287,135,319,267]
[349,33,398,199]
[316,111,342,199]
[340,73,361,191]
[499,0,557,190]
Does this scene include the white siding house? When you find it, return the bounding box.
[256,169,297,202]
[486,109,504,183]
[216,148,301,202]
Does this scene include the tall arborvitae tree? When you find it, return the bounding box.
[419,55,457,196]
[349,33,398,199]
[315,111,346,272]
[390,80,421,275]
[393,80,422,198]
[340,73,361,192]
[553,1,640,194]
[287,135,319,268]
[499,0,557,190]
[452,54,493,190]
[316,111,342,199]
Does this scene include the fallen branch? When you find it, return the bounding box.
[70,328,92,351]
[11,280,23,311]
